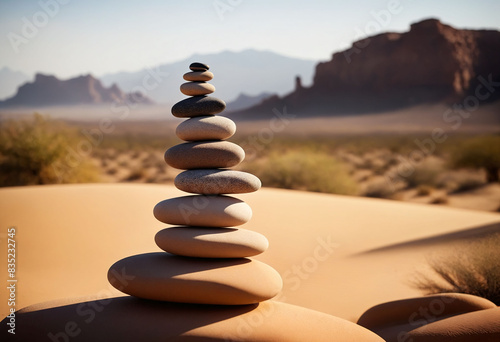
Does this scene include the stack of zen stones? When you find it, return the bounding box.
[108,62,283,306]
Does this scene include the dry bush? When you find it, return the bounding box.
[243,150,358,195]
[360,149,394,175]
[361,177,397,198]
[125,168,146,181]
[439,171,486,193]
[413,234,500,305]
[429,194,448,204]
[0,114,98,186]
[416,185,434,196]
[106,167,118,175]
[130,150,141,160]
[450,135,500,182]
[405,157,444,188]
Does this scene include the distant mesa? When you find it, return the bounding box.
[0,73,154,107]
[100,49,316,104]
[0,67,31,100]
[225,92,275,112]
[230,18,500,120]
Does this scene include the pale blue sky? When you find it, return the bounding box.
[1,0,499,78]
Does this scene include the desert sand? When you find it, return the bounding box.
[1,183,499,323]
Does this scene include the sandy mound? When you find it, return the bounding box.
[2,296,384,341]
[408,307,500,342]
[1,184,499,320]
[357,293,497,341]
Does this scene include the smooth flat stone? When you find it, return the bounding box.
[180,82,215,96]
[153,195,252,227]
[358,293,498,342]
[165,141,245,169]
[190,62,209,71]
[183,71,214,82]
[4,297,385,342]
[171,96,226,117]
[175,169,261,194]
[155,227,268,258]
[176,115,236,141]
[108,253,282,305]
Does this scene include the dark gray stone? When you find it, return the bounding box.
[165,141,245,169]
[189,62,210,71]
[171,96,226,117]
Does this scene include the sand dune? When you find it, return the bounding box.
[1,184,499,321]
[359,221,500,254]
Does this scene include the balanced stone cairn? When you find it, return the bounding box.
[108,62,283,306]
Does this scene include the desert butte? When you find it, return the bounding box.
[1,183,499,322]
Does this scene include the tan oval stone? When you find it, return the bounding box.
[108,253,282,305]
[183,71,214,82]
[180,82,215,96]
[165,141,245,169]
[176,115,236,141]
[175,169,261,194]
[153,195,252,227]
[155,227,268,258]
[6,298,385,341]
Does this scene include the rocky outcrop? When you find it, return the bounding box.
[231,19,500,120]
[0,73,154,107]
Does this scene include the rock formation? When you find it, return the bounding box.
[231,19,500,120]
[108,62,283,306]
[0,73,154,107]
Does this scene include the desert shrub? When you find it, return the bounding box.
[117,159,129,167]
[413,234,500,305]
[362,177,397,198]
[99,133,174,153]
[242,150,358,195]
[125,168,146,181]
[429,194,448,204]
[450,177,485,193]
[130,150,141,160]
[439,171,486,193]
[0,114,98,186]
[416,185,434,196]
[450,135,500,182]
[106,167,118,175]
[405,157,444,188]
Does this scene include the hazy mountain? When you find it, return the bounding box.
[0,67,31,100]
[0,73,154,107]
[226,92,274,112]
[100,49,316,104]
[231,19,500,120]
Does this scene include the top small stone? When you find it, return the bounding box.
[190,62,209,71]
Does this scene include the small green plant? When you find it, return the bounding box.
[450,135,500,183]
[242,150,358,195]
[413,234,500,305]
[0,114,98,186]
